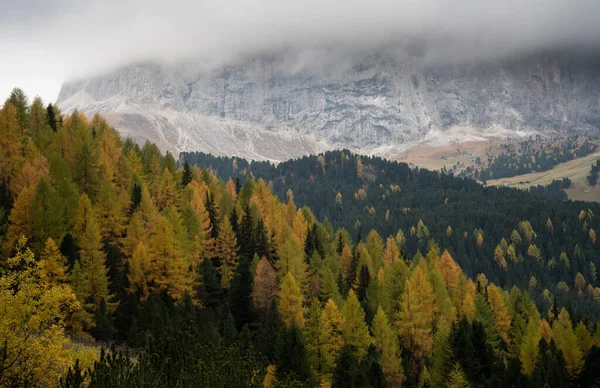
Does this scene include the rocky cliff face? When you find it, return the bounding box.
[57,54,600,160]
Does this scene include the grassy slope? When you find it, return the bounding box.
[486,151,600,202]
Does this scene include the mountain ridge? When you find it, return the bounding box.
[57,53,600,160]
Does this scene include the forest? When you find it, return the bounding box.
[456,136,597,182]
[2,88,600,387]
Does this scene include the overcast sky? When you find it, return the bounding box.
[2,0,599,103]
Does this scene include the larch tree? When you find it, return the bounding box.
[427,258,456,333]
[73,141,101,199]
[74,195,111,309]
[216,217,239,288]
[396,265,434,359]
[340,290,371,359]
[127,242,153,302]
[305,300,327,378]
[384,258,410,317]
[96,180,125,245]
[384,236,401,267]
[157,167,180,210]
[276,232,307,286]
[4,186,36,253]
[0,237,96,387]
[150,215,191,300]
[520,319,542,375]
[494,245,508,270]
[31,177,64,252]
[552,308,584,377]
[279,272,305,328]
[320,298,344,379]
[575,322,593,356]
[0,102,23,185]
[252,256,278,313]
[372,307,404,387]
[439,250,461,298]
[487,284,512,345]
[446,364,470,388]
[38,237,68,286]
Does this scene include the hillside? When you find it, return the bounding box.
[487,151,600,202]
[57,53,600,160]
[3,89,600,386]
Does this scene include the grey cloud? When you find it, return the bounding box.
[1,0,600,102]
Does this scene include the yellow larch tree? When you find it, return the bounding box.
[520,319,541,375]
[372,307,405,387]
[341,290,372,359]
[4,186,36,253]
[98,127,122,183]
[73,194,112,310]
[216,217,239,288]
[150,216,191,300]
[128,242,154,302]
[486,284,512,346]
[292,209,309,247]
[384,236,401,267]
[320,298,344,378]
[396,265,434,358]
[0,238,97,387]
[278,272,305,328]
[38,237,68,286]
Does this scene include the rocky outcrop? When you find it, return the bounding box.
[57,54,600,160]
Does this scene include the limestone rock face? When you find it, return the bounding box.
[57,54,600,160]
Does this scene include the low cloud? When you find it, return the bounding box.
[2,0,600,102]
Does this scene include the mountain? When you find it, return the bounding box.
[57,53,600,161]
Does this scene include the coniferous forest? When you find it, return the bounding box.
[3,88,600,387]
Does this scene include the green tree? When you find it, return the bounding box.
[341,290,372,359]
[372,307,404,387]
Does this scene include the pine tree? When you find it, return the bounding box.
[46,103,57,131]
[276,324,314,384]
[341,290,372,359]
[279,272,305,328]
[181,161,193,187]
[229,257,254,330]
[305,300,327,377]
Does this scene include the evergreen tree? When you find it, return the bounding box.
[276,324,314,384]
